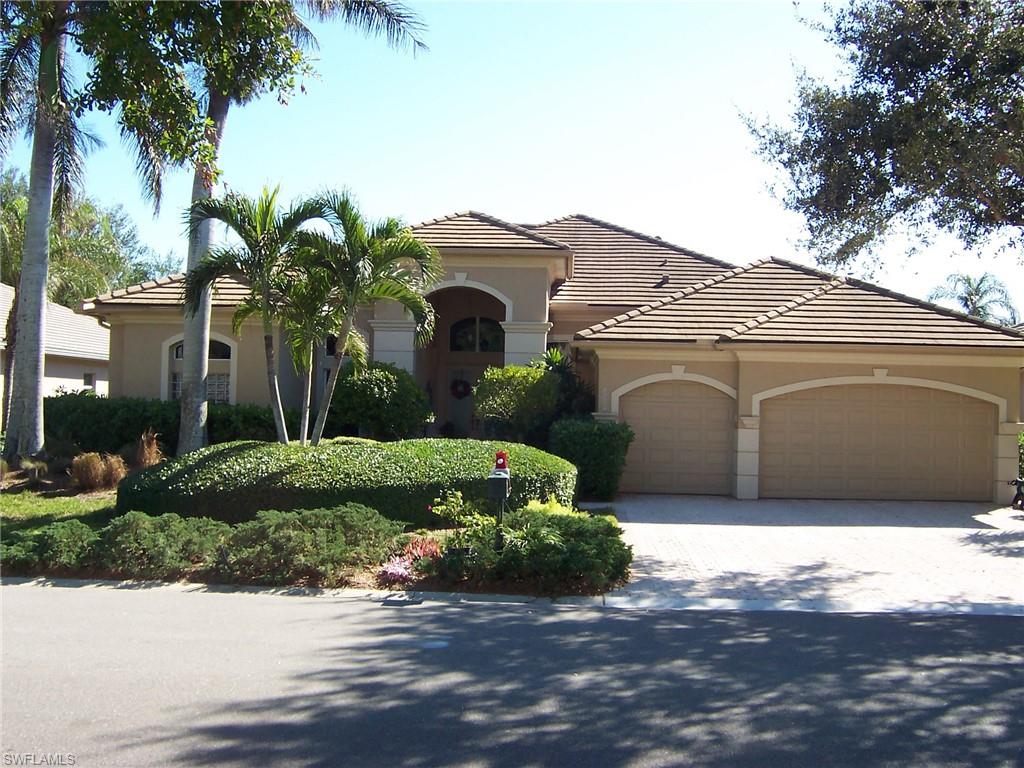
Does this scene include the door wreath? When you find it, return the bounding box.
[450,378,472,400]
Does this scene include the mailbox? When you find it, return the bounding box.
[487,452,511,544]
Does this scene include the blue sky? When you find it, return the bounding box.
[7,0,1023,312]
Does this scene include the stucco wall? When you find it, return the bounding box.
[107,313,278,406]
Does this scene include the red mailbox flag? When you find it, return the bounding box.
[495,451,509,471]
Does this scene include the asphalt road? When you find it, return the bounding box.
[2,582,1022,768]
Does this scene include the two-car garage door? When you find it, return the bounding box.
[759,384,995,501]
[619,380,996,501]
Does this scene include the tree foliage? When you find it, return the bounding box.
[751,0,1024,268]
[0,169,177,306]
[927,271,1019,324]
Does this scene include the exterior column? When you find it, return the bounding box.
[995,423,1023,505]
[501,321,552,366]
[735,416,760,500]
[369,319,416,373]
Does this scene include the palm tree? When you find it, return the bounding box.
[275,255,363,446]
[0,3,195,459]
[182,187,329,444]
[928,273,1019,326]
[304,191,442,445]
[176,0,426,455]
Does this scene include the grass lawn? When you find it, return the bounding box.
[1,490,119,536]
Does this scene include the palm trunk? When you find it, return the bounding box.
[177,90,230,455]
[4,31,61,461]
[262,317,289,444]
[298,346,312,446]
[310,316,354,445]
[2,287,19,432]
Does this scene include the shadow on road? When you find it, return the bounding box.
[144,603,1024,768]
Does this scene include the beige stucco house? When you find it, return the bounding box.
[1,283,109,425]
[79,212,1024,505]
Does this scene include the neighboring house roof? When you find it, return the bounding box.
[80,274,250,310]
[529,214,733,306]
[1,282,108,361]
[577,258,1024,348]
[412,211,571,251]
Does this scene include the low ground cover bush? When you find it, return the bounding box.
[44,392,299,456]
[2,503,404,588]
[549,418,635,500]
[117,439,577,526]
[424,497,631,594]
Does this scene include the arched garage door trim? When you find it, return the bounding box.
[751,375,1007,422]
[611,367,737,415]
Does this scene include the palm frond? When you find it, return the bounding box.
[231,295,261,336]
[119,110,168,213]
[344,326,368,372]
[301,0,427,53]
[186,193,260,252]
[0,31,38,158]
[181,246,243,317]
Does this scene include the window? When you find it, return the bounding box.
[174,340,232,360]
[169,373,230,404]
[82,372,95,389]
[449,317,504,353]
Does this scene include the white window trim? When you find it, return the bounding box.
[160,331,238,405]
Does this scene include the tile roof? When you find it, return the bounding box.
[577,259,828,342]
[80,274,251,310]
[1,283,108,361]
[411,211,570,251]
[577,258,1024,348]
[722,277,1024,347]
[529,214,732,306]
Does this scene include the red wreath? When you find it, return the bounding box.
[450,378,472,400]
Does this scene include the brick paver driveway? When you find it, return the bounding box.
[606,495,1024,614]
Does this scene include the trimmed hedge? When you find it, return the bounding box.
[549,418,635,501]
[117,439,578,527]
[324,362,432,440]
[44,392,299,456]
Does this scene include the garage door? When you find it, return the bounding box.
[760,384,995,501]
[620,380,735,494]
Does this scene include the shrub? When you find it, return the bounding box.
[549,418,635,500]
[530,348,595,418]
[43,392,299,455]
[71,453,127,490]
[36,520,99,570]
[135,428,164,468]
[71,453,107,489]
[474,365,560,444]
[378,555,416,586]
[0,534,40,571]
[438,503,631,593]
[117,439,577,527]
[324,362,432,440]
[19,457,48,486]
[221,504,404,587]
[101,511,230,579]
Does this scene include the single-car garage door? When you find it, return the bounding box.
[760,384,995,501]
[620,380,735,494]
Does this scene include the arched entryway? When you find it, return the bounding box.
[417,287,507,436]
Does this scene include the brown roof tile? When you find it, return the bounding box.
[530,215,732,306]
[412,211,570,251]
[724,279,1024,347]
[577,259,829,342]
[80,274,250,310]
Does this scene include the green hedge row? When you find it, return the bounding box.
[117,439,578,527]
[1,505,404,588]
[548,418,635,500]
[44,392,299,455]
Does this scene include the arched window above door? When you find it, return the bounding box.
[450,317,504,353]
